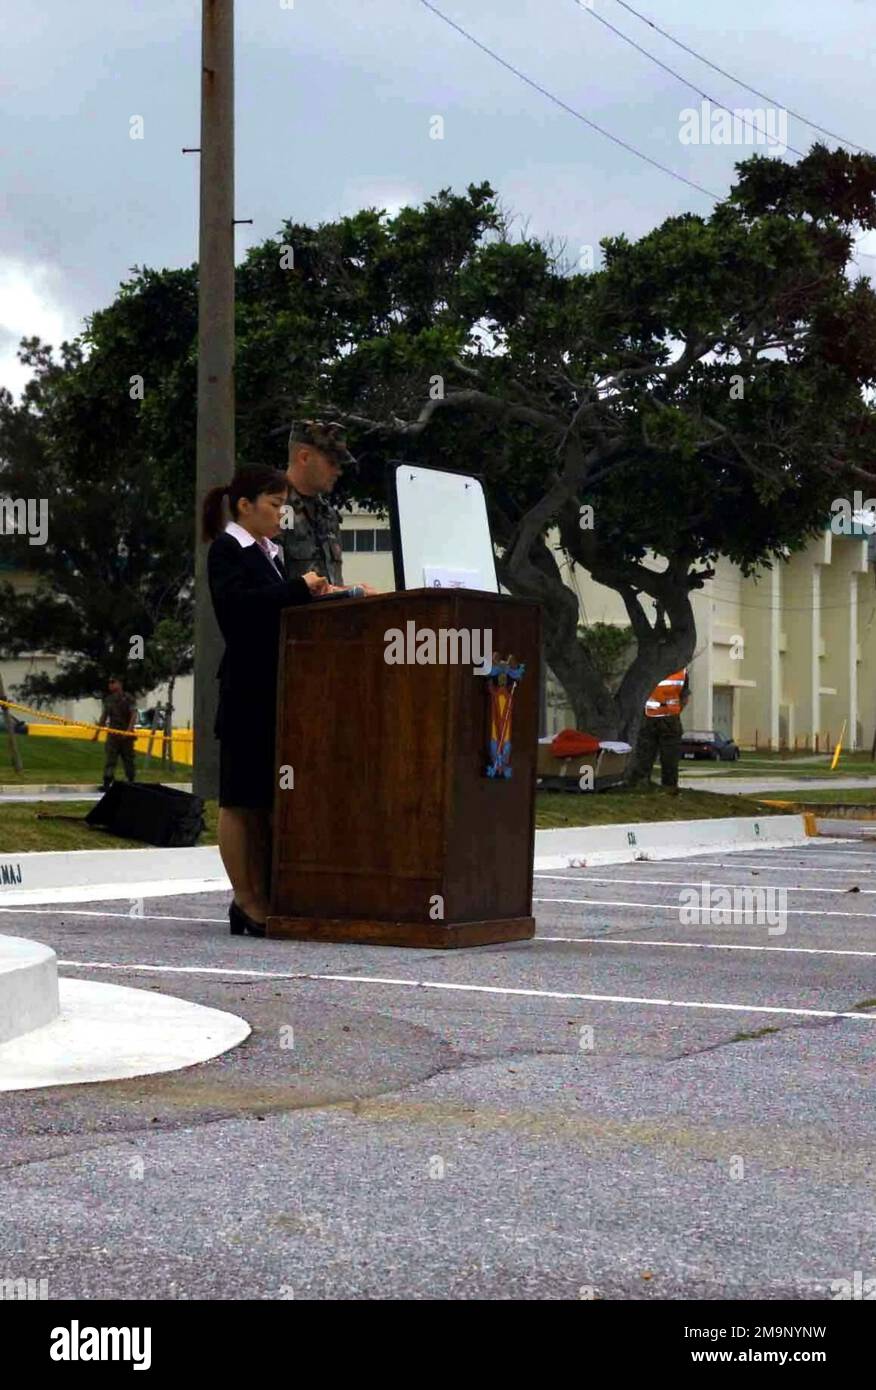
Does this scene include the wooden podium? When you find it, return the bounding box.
[267,588,541,947]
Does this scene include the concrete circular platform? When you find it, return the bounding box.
[0,934,59,1044]
[0,940,250,1092]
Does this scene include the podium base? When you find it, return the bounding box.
[265,916,535,949]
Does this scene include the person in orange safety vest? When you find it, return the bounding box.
[627,667,690,792]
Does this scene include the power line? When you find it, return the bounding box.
[576,582,872,616]
[663,569,876,614]
[561,550,876,614]
[417,0,721,202]
[612,0,874,156]
[570,0,806,159]
[558,561,876,614]
[700,589,871,615]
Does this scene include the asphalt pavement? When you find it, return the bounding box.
[1,834,875,1301]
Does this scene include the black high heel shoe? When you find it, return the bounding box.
[229,902,266,937]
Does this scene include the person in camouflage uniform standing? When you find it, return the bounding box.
[280,420,375,592]
[92,675,137,791]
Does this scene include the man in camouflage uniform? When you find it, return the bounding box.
[92,675,137,791]
[280,419,372,589]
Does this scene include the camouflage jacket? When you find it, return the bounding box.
[278,485,344,586]
[100,691,136,735]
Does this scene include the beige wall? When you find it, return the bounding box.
[560,530,876,749]
[337,510,396,592]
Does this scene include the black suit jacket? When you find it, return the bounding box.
[207,531,312,738]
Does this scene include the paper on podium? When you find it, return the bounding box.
[423,566,485,590]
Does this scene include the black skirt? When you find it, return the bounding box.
[215,686,277,811]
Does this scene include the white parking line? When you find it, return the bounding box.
[671,857,876,873]
[0,907,226,924]
[539,936,876,958]
[6,895,876,930]
[55,959,876,1023]
[534,896,876,919]
[4,906,871,958]
[686,850,876,861]
[539,859,876,877]
[535,874,876,896]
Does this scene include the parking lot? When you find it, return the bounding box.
[1,832,875,1300]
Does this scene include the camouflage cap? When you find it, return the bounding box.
[287,419,356,467]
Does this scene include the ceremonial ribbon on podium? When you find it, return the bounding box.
[485,656,525,779]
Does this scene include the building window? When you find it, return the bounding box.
[341,527,392,552]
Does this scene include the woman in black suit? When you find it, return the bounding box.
[202,464,329,936]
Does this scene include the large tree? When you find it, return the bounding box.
[0,269,197,705]
[300,148,876,738]
[3,149,875,746]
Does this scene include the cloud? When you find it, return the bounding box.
[0,258,81,400]
[337,179,426,222]
[854,229,876,266]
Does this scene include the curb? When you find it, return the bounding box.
[0,814,818,905]
[0,966,250,1093]
[533,814,812,870]
[0,936,59,1044]
[0,845,228,905]
[0,784,102,795]
[0,782,192,795]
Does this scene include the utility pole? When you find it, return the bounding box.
[192,0,235,799]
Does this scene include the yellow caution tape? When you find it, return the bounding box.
[0,696,138,739]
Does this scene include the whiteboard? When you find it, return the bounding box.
[390,464,499,593]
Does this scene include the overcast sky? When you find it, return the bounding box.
[2,0,874,398]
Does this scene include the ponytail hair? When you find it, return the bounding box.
[201,464,289,542]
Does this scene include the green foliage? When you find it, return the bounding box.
[298,148,876,732]
[0,269,197,702]
[578,622,636,693]
[2,152,875,734]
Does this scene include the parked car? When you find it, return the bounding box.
[136,707,164,731]
[679,730,740,761]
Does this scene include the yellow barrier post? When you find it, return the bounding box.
[830,720,847,772]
